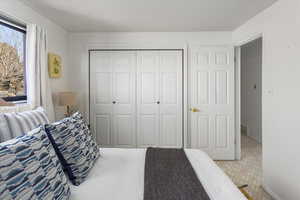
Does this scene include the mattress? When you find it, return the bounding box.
[70,148,246,200]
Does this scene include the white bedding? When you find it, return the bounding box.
[70,148,246,200]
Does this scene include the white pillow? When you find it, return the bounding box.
[1,107,49,142]
[0,114,12,142]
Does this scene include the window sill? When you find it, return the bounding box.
[0,103,31,113]
[12,100,27,105]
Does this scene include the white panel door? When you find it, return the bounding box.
[137,51,182,148]
[90,51,136,148]
[159,51,182,147]
[137,51,160,147]
[112,52,136,147]
[90,51,113,147]
[190,46,235,160]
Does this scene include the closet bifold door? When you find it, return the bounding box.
[90,51,137,148]
[159,51,182,148]
[137,51,183,148]
[137,51,160,147]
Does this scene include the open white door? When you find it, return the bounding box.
[190,46,235,160]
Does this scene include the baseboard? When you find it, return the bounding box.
[262,183,282,200]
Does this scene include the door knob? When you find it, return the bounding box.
[157,101,160,104]
[112,101,116,104]
[190,108,199,112]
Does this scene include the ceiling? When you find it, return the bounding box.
[19,0,277,32]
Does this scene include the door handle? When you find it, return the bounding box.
[190,108,199,112]
[112,101,116,104]
[157,101,160,104]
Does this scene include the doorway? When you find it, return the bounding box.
[241,38,262,144]
[217,37,267,199]
[222,37,267,199]
[237,36,265,199]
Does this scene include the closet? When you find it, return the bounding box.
[90,50,183,148]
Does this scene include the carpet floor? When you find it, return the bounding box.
[215,135,273,200]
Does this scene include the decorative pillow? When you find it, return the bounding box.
[45,112,100,186]
[0,126,70,200]
[2,107,49,142]
[0,114,11,143]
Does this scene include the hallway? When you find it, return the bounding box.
[216,135,272,200]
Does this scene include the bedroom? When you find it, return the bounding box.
[0,0,299,199]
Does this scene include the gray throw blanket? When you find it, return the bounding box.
[144,148,211,200]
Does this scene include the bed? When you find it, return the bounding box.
[70,148,247,200]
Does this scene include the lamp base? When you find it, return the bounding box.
[65,105,72,117]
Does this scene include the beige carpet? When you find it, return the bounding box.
[215,135,273,200]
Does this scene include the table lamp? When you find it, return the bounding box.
[58,92,76,117]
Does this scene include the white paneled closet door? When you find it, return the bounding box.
[136,51,160,147]
[90,51,136,148]
[190,46,235,160]
[137,51,182,148]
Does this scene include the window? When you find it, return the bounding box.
[0,17,27,102]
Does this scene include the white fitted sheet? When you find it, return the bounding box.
[70,148,246,200]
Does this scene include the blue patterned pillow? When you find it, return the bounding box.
[45,112,100,186]
[0,126,70,200]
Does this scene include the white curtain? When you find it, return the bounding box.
[26,24,55,122]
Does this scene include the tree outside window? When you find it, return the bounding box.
[0,21,26,102]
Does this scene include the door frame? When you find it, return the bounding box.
[234,33,264,160]
[87,44,188,148]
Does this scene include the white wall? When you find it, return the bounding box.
[3,1,298,198]
[241,38,262,143]
[68,32,233,121]
[0,0,71,119]
[233,0,300,199]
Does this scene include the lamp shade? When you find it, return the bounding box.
[58,92,76,106]
[0,98,14,107]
